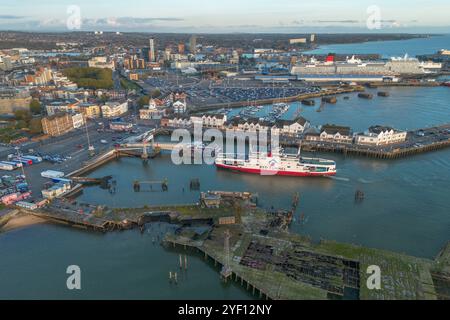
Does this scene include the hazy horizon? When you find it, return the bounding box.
[1,0,449,33]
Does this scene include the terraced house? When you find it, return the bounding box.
[305,124,353,144]
[355,125,408,146]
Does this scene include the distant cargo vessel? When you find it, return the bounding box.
[215,149,336,177]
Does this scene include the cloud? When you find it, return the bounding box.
[312,20,360,24]
[0,16,185,31]
[0,15,25,20]
[82,16,184,28]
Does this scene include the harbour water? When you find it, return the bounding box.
[1,39,450,299]
[0,224,253,299]
[305,34,450,58]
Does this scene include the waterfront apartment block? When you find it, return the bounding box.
[161,116,192,128]
[305,124,353,144]
[355,126,407,146]
[190,114,227,128]
[78,103,101,119]
[101,101,128,118]
[41,112,74,137]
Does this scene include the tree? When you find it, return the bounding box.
[62,67,113,89]
[15,120,28,129]
[29,118,43,134]
[30,99,42,115]
[137,95,150,108]
[150,89,161,98]
[14,110,32,121]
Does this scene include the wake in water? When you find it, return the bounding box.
[357,178,376,184]
[327,176,350,182]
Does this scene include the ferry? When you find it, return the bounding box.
[215,149,336,177]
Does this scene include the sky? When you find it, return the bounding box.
[0,0,449,33]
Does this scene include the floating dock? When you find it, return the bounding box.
[358,93,373,99]
[322,96,337,104]
[301,99,315,106]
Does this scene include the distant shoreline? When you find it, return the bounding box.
[0,31,433,51]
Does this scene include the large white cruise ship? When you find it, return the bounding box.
[291,54,442,77]
[215,149,336,177]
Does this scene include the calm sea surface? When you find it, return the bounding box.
[305,34,450,58]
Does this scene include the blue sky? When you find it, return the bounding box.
[0,0,449,32]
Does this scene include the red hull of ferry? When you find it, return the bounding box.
[216,163,336,177]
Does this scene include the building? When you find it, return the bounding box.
[15,201,38,210]
[139,101,165,120]
[1,192,31,205]
[173,100,187,114]
[0,55,13,70]
[163,48,172,61]
[124,55,146,70]
[101,101,128,118]
[45,99,80,116]
[140,107,164,120]
[41,113,74,137]
[228,50,240,64]
[161,116,192,128]
[0,87,32,115]
[306,124,353,144]
[178,43,185,54]
[52,72,78,89]
[149,38,156,62]
[41,182,71,199]
[289,38,307,45]
[128,73,139,81]
[226,118,270,133]
[78,103,101,119]
[88,56,115,70]
[200,192,221,208]
[355,125,407,146]
[272,117,310,136]
[190,114,227,129]
[189,35,197,54]
[71,113,85,129]
[24,67,53,86]
[218,216,236,225]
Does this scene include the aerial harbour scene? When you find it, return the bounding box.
[0,0,449,305]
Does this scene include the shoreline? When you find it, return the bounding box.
[0,213,46,234]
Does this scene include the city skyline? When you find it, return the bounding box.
[1,0,450,33]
